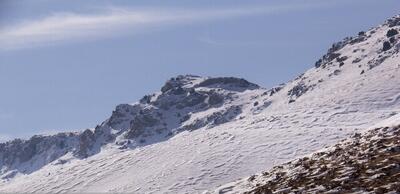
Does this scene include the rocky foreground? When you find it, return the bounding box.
[241,125,400,194]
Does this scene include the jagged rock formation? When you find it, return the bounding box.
[98,75,259,147]
[0,75,259,179]
[0,133,78,179]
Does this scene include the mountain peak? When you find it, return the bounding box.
[161,75,259,94]
[90,75,261,152]
[2,14,400,194]
[160,75,203,93]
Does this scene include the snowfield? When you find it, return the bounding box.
[214,115,400,194]
[0,15,399,193]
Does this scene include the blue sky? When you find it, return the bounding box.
[0,0,399,141]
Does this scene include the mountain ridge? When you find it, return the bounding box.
[0,14,400,193]
[0,75,263,178]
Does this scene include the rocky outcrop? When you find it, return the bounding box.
[178,105,242,132]
[126,114,159,139]
[196,77,259,90]
[386,15,400,27]
[75,129,96,158]
[0,133,79,178]
[287,81,315,103]
[99,75,256,144]
[387,29,399,37]
[314,16,400,69]
[0,75,258,178]
[314,33,368,69]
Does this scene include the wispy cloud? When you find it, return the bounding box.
[0,3,325,50]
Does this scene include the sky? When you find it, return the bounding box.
[0,0,399,141]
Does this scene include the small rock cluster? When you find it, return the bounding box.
[287,81,315,103]
[383,28,399,52]
[386,15,400,27]
[178,105,242,132]
[314,33,365,69]
[244,125,400,194]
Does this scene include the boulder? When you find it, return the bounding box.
[386,29,399,37]
[383,41,392,51]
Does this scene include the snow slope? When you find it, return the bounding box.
[214,115,400,194]
[0,15,399,193]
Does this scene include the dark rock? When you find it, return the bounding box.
[207,91,224,106]
[368,55,390,70]
[333,69,341,75]
[288,82,310,98]
[352,58,362,64]
[140,95,152,104]
[315,59,323,68]
[350,36,366,44]
[179,106,242,132]
[161,81,174,93]
[126,114,159,139]
[76,129,95,158]
[383,41,392,51]
[336,56,348,62]
[107,104,135,127]
[269,86,283,96]
[389,37,396,44]
[160,75,200,94]
[329,40,348,54]
[0,132,79,176]
[248,175,256,182]
[180,114,191,123]
[196,77,259,89]
[172,86,185,95]
[327,53,341,61]
[208,106,242,125]
[176,91,207,109]
[387,29,399,37]
[387,16,400,27]
[315,52,341,68]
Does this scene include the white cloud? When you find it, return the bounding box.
[0,4,325,50]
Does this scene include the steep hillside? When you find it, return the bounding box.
[0,15,399,193]
[0,75,261,179]
[215,115,400,194]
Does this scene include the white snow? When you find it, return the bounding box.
[1,16,400,194]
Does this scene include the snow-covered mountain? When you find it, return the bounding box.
[0,15,400,193]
